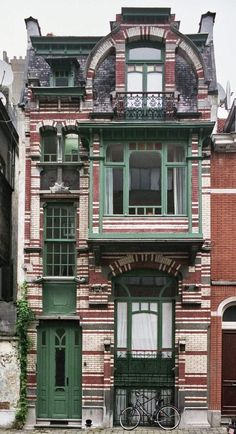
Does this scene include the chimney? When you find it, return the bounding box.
[24,17,41,49]
[199,11,216,44]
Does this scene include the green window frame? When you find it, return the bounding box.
[114,271,177,357]
[41,129,80,162]
[44,204,76,276]
[126,42,164,94]
[103,142,187,216]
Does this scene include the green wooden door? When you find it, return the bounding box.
[37,322,82,420]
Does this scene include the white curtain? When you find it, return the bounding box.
[173,168,185,214]
[162,303,172,348]
[105,168,113,214]
[132,312,157,352]
[117,302,127,349]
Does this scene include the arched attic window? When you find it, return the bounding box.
[175,51,198,112]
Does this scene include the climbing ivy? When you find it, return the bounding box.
[14,281,35,428]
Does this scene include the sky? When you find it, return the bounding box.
[1,0,235,103]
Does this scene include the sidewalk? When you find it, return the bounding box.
[0,427,228,434]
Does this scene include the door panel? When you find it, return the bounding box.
[222,331,236,414]
[37,322,82,419]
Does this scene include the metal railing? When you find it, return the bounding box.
[113,92,177,120]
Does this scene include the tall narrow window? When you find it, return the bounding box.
[44,204,76,276]
[42,129,57,162]
[126,44,164,118]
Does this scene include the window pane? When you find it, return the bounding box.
[167,144,185,162]
[129,151,161,213]
[147,71,163,92]
[43,131,57,161]
[129,47,162,61]
[105,167,123,214]
[127,72,143,92]
[223,306,236,321]
[64,134,79,162]
[162,303,173,348]
[132,312,157,351]
[167,167,186,214]
[117,303,127,348]
[106,144,123,162]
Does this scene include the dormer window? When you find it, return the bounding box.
[48,59,76,87]
[55,70,70,87]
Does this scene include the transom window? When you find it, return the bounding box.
[104,142,187,216]
[41,129,79,162]
[44,204,76,276]
[114,272,177,357]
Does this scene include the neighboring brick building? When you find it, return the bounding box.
[20,8,218,428]
[211,99,236,425]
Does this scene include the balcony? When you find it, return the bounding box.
[91,91,200,121]
[113,92,176,121]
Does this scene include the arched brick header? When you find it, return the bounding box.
[36,120,58,132]
[109,253,181,277]
[85,24,205,84]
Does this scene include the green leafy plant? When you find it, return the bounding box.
[14,281,35,428]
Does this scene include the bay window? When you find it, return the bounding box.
[104,142,187,215]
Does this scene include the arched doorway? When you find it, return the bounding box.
[113,270,178,425]
[222,305,236,415]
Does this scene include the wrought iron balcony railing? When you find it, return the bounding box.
[113,92,177,121]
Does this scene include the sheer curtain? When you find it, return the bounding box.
[173,168,185,214]
[105,168,113,214]
[132,312,157,355]
[117,303,127,355]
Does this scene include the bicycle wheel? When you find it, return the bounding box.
[157,405,181,430]
[120,406,141,430]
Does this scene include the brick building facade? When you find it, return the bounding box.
[210,100,236,424]
[20,8,220,428]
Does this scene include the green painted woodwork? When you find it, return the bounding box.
[43,281,76,315]
[31,36,102,56]
[103,141,187,216]
[37,322,82,420]
[33,86,85,96]
[113,271,176,389]
[122,7,171,23]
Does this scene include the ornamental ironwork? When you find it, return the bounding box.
[113,92,177,120]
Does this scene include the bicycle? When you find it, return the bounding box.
[119,391,181,431]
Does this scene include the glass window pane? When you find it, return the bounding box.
[43,131,57,161]
[129,151,161,211]
[141,302,149,311]
[167,167,186,214]
[167,144,185,162]
[105,167,123,214]
[55,348,65,387]
[147,71,163,92]
[117,303,127,348]
[106,144,123,162]
[162,303,173,348]
[132,312,157,351]
[127,72,143,92]
[64,134,79,161]
[132,302,139,312]
[129,47,162,61]
[223,306,236,321]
